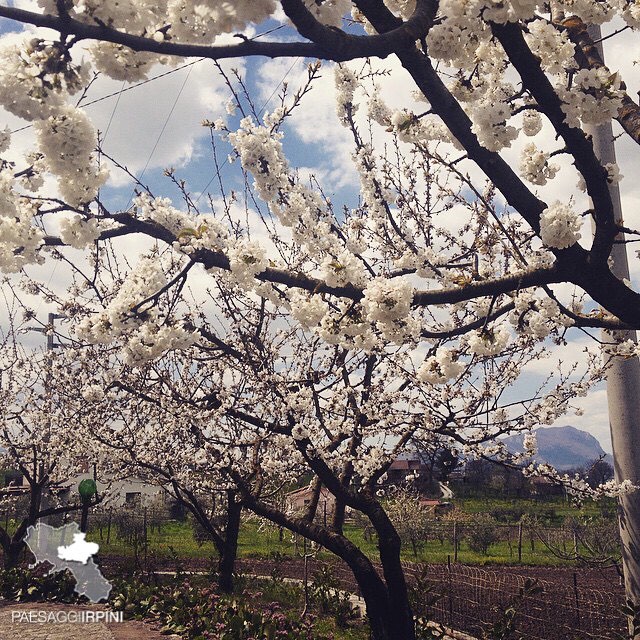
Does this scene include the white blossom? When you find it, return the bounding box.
[539,201,582,249]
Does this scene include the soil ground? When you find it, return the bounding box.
[0,601,179,640]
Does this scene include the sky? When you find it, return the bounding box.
[2,4,640,454]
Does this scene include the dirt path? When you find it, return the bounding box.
[0,602,179,640]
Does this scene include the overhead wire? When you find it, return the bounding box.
[9,23,289,136]
[194,56,302,204]
[100,80,126,144]
[125,62,196,208]
[9,21,295,207]
[9,58,206,135]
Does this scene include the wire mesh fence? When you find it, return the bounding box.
[0,505,626,639]
[400,562,626,640]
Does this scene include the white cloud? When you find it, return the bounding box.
[565,387,612,454]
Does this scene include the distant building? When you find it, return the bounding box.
[68,473,166,509]
[386,458,427,485]
[285,484,336,521]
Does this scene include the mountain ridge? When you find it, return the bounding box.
[502,425,612,471]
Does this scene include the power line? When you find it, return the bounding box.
[194,57,302,204]
[126,62,196,208]
[101,80,126,144]
[9,22,288,136]
[10,58,206,135]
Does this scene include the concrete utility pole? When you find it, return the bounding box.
[26,312,64,524]
[585,25,640,610]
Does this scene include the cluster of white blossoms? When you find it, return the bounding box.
[386,109,451,146]
[58,214,107,250]
[539,201,582,249]
[560,67,624,127]
[0,36,106,207]
[335,64,359,126]
[524,20,577,76]
[352,145,389,221]
[316,302,377,351]
[523,461,636,500]
[0,171,44,272]
[228,115,342,262]
[35,105,107,206]
[521,110,543,137]
[466,324,511,356]
[362,277,413,324]
[76,256,167,341]
[120,322,198,366]
[509,290,573,338]
[522,432,537,456]
[417,348,464,384]
[470,89,519,152]
[289,291,329,329]
[519,143,560,186]
[81,384,106,403]
[90,43,159,82]
[320,251,367,288]
[0,38,88,121]
[228,117,289,204]
[134,193,229,254]
[75,257,198,364]
[228,240,269,288]
[603,338,640,359]
[353,446,388,483]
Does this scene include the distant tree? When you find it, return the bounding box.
[569,458,615,490]
[585,459,615,489]
[464,459,497,494]
[465,514,500,556]
[434,448,459,483]
[0,338,99,568]
[385,490,432,558]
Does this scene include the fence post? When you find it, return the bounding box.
[447,554,453,625]
[573,571,581,628]
[453,522,458,563]
[143,507,148,569]
[573,532,579,560]
[517,523,523,563]
[106,510,111,545]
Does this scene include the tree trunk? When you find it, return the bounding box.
[3,542,24,569]
[346,554,412,640]
[367,501,416,640]
[239,490,415,640]
[217,491,241,594]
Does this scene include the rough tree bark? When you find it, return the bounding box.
[239,488,416,640]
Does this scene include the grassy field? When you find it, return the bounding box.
[81,494,617,567]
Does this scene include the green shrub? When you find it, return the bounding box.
[466,515,500,555]
[0,567,80,603]
[110,573,335,639]
[309,564,358,628]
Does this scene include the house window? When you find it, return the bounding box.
[125,492,142,507]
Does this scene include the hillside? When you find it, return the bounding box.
[502,426,612,471]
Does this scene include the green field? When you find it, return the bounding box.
[78,494,617,567]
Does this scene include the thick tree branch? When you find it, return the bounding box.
[0,3,432,63]
[490,21,616,264]
[353,2,640,327]
[44,214,565,309]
